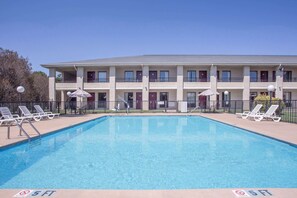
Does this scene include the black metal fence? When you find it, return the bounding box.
[1,100,296,124]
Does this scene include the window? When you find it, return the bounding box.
[159,92,168,108]
[250,71,258,82]
[187,70,196,82]
[284,71,292,82]
[187,92,196,108]
[98,71,107,82]
[125,71,134,82]
[160,71,169,82]
[222,71,231,82]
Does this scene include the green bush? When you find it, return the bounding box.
[254,94,285,114]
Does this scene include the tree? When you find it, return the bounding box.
[0,48,49,102]
[31,71,49,101]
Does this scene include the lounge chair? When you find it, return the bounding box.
[0,116,17,126]
[18,106,42,121]
[34,105,60,119]
[0,107,41,140]
[236,104,263,119]
[0,107,29,124]
[253,105,281,122]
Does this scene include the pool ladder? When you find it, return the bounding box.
[16,120,41,142]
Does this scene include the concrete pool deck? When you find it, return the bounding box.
[0,113,297,198]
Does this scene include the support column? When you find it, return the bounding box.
[49,68,56,101]
[61,90,65,110]
[243,66,250,110]
[76,67,84,107]
[95,92,98,109]
[109,66,116,110]
[210,65,217,101]
[177,65,184,111]
[142,65,149,111]
[276,65,283,99]
[49,68,56,111]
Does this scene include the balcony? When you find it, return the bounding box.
[284,77,297,82]
[85,78,109,83]
[182,77,210,89]
[55,79,76,90]
[217,77,243,82]
[116,78,142,82]
[283,76,297,89]
[115,78,142,90]
[250,77,275,83]
[149,77,177,89]
[149,77,177,82]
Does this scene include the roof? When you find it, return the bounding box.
[41,55,297,68]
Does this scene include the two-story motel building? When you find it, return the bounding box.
[42,55,297,111]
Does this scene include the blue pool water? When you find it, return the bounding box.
[1,116,297,189]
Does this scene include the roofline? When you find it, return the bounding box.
[41,63,297,68]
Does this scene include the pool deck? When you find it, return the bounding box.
[1,113,297,198]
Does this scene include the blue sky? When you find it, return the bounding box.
[1,0,297,73]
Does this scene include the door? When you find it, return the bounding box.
[87,93,95,109]
[149,71,157,82]
[198,94,207,109]
[136,92,142,109]
[199,71,207,82]
[98,93,107,108]
[149,92,157,109]
[136,71,142,82]
[87,71,95,82]
[260,71,268,82]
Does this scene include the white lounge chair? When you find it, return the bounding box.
[253,105,281,122]
[0,107,41,140]
[18,106,42,121]
[236,104,263,119]
[34,105,60,119]
[0,107,29,124]
[0,116,17,126]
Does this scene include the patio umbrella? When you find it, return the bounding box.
[68,88,92,109]
[198,89,219,96]
[68,88,92,98]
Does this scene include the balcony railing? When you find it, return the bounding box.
[218,77,243,82]
[85,78,109,83]
[183,77,210,82]
[149,77,177,82]
[116,78,142,82]
[250,77,275,82]
[56,79,77,83]
[284,77,297,82]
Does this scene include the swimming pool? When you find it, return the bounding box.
[1,116,297,189]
